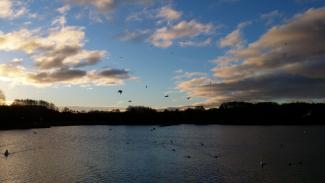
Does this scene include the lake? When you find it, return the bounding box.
[0,125,324,183]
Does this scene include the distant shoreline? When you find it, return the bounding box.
[0,101,324,130]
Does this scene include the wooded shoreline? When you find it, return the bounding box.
[0,100,324,130]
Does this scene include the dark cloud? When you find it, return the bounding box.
[29,68,86,83]
[202,73,325,101]
[98,69,131,79]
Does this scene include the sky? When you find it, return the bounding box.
[0,0,324,109]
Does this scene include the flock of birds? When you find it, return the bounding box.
[2,127,306,171]
[117,85,191,104]
[117,41,292,104]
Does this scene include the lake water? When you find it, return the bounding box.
[0,125,324,183]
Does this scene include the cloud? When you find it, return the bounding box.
[178,73,325,107]
[29,68,87,83]
[157,6,182,21]
[261,10,283,25]
[177,7,325,106]
[0,16,135,87]
[57,5,71,14]
[149,20,215,48]
[0,24,107,69]
[51,16,67,27]
[215,7,325,81]
[218,21,250,49]
[98,69,131,79]
[173,70,208,80]
[219,29,244,48]
[0,0,27,19]
[179,38,212,47]
[0,61,133,87]
[117,29,151,42]
[64,0,153,13]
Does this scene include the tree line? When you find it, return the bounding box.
[0,98,324,130]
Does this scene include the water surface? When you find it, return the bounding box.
[0,125,324,183]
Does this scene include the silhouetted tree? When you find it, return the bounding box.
[0,100,324,130]
[11,99,58,110]
[126,106,157,113]
[0,89,5,105]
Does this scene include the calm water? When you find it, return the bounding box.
[0,125,324,183]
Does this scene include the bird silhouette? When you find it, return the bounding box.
[4,149,9,157]
[118,90,123,95]
[165,94,169,98]
[128,100,132,103]
[187,97,191,100]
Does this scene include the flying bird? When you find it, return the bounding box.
[187,97,191,100]
[4,149,9,157]
[128,100,132,103]
[165,94,169,98]
[118,90,123,95]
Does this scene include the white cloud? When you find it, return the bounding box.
[149,20,215,48]
[261,10,283,25]
[174,70,208,81]
[117,29,151,42]
[179,38,212,47]
[57,4,71,14]
[51,16,67,27]
[0,0,27,19]
[157,6,182,21]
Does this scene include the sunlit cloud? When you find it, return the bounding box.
[177,7,325,107]
[149,20,215,48]
[0,60,134,87]
[0,15,135,87]
[219,29,244,48]
[0,0,27,19]
[218,21,250,49]
[0,24,106,69]
[157,6,182,21]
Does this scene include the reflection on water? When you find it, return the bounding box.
[0,125,324,183]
